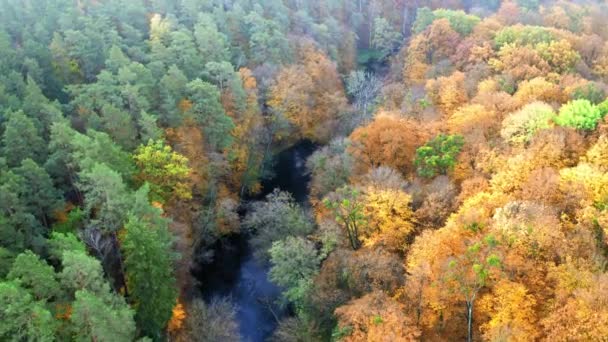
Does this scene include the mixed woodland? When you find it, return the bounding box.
[1,0,608,341]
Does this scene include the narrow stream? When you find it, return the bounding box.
[197,141,317,341]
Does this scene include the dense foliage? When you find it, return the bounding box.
[2,0,608,341]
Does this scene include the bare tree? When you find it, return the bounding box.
[346,70,382,125]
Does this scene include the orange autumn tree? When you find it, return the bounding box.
[405,191,508,339]
[541,264,608,340]
[334,291,421,342]
[167,300,186,334]
[489,44,551,82]
[448,104,499,144]
[268,40,347,143]
[349,114,427,176]
[426,71,469,115]
[404,19,461,84]
[165,122,210,197]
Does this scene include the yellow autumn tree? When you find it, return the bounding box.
[362,187,415,253]
[133,139,192,203]
[513,77,564,105]
[479,280,539,342]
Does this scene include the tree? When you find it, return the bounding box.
[0,281,56,341]
[21,76,63,139]
[447,104,498,145]
[493,25,554,49]
[479,280,539,341]
[121,214,178,339]
[70,289,136,342]
[0,170,43,253]
[203,61,235,92]
[66,59,152,148]
[517,0,540,11]
[541,273,608,340]
[185,78,235,150]
[446,234,502,342]
[415,134,465,178]
[513,77,563,105]
[46,122,134,191]
[323,186,367,250]
[78,163,131,233]
[536,39,580,74]
[226,67,265,196]
[572,82,606,104]
[413,8,480,36]
[362,187,415,253]
[489,44,550,82]
[105,45,129,73]
[164,123,210,196]
[371,17,402,60]
[553,99,603,131]
[425,71,469,115]
[159,65,189,127]
[412,7,436,34]
[179,298,240,342]
[433,9,481,36]
[193,14,230,64]
[14,159,63,227]
[501,102,554,145]
[99,104,138,150]
[47,232,86,261]
[269,236,320,308]
[349,115,426,176]
[1,110,46,167]
[244,11,290,65]
[243,190,314,261]
[306,138,353,200]
[268,41,347,143]
[7,250,60,301]
[334,291,421,342]
[73,130,136,180]
[133,139,192,203]
[560,163,608,209]
[166,29,204,79]
[59,250,108,295]
[345,71,382,124]
[138,111,163,142]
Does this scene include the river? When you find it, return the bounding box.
[197,141,317,341]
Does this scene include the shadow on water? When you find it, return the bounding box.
[195,140,317,341]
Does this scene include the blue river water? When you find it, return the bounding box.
[199,141,317,341]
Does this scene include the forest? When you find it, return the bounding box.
[1,0,608,341]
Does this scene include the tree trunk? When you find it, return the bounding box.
[466,300,473,342]
[402,6,408,35]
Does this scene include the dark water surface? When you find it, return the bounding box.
[197,141,317,341]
